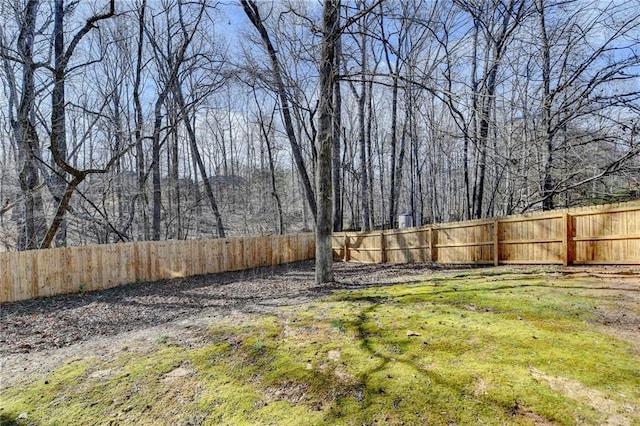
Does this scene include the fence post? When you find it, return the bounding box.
[494,219,500,266]
[428,227,434,262]
[343,234,350,262]
[380,231,386,263]
[563,213,574,266]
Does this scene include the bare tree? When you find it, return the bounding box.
[252,91,285,235]
[332,31,343,232]
[345,0,373,231]
[240,0,318,223]
[316,0,340,284]
[463,0,527,219]
[133,0,149,240]
[532,0,640,210]
[379,5,406,229]
[41,1,117,248]
[1,0,47,249]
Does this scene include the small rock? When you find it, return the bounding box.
[328,350,341,361]
[406,330,420,337]
[17,413,28,420]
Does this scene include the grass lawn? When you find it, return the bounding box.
[1,267,639,425]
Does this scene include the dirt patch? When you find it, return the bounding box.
[162,365,195,383]
[88,368,117,379]
[530,367,640,425]
[0,261,437,390]
[561,269,640,352]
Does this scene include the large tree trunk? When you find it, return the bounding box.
[146,0,199,241]
[11,0,46,250]
[472,90,491,219]
[379,7,404,230]
[388,74,400,228]
[43,0,116,248]
[332,34,343,232]
[151,93,164,241]
[133,0,149,240]
[468,17,480,221]
[112,87,125,239]
[17,124,46,250]
[366,74,375,229]
[315,0,340,285]
[536,0,555,211]
[357,10,371,231]
[168,103,182,238]
[50,0,68,247]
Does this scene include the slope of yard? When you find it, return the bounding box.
[1,262,639,425]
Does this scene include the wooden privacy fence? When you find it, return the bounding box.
[0,233,315,303]
[332,201,640,266]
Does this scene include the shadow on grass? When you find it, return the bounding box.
[332,281,640,304]
[0,412,20,426]
[322,298,526,424]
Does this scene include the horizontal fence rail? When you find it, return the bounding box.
[1,234,315,303]
[332,200,640,267]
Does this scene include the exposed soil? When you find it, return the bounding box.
[0,261,439,389]
[1,261,639,391]
[529,368,640,425]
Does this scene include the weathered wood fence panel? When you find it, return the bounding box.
[434,221,494,264]
[572,206,640,264]
[386,228,430,263]
[333,201,640,266]
[497,214,565,264]
[1,233,315,303]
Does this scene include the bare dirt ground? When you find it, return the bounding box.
[1,261,639,391]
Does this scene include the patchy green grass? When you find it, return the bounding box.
[2,269,639,425]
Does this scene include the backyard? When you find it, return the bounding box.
[1,261,639,425]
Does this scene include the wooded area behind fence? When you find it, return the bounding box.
[332,201,640,266]
[0,234,315,303]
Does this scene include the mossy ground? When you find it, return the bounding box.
[2,268,639,425]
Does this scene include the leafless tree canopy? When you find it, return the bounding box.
[0,0,638,252]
